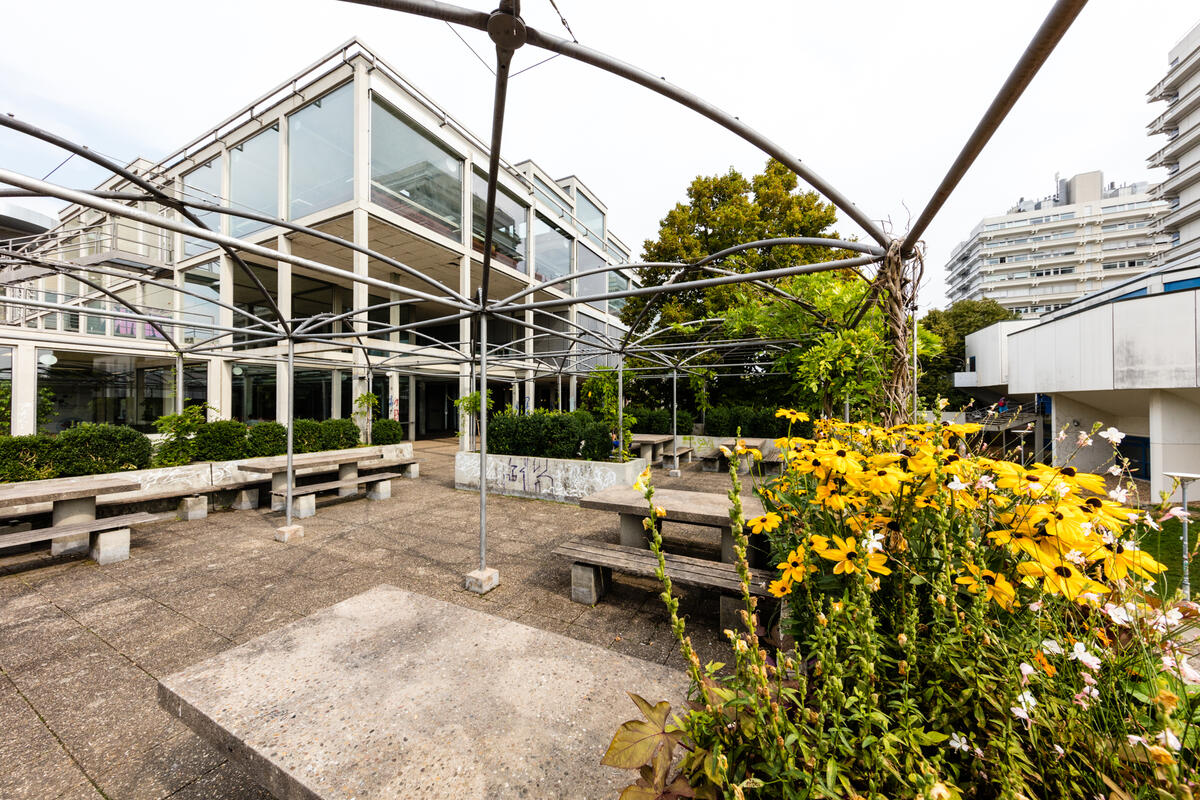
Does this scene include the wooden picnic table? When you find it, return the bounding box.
[240,451,386,509]
[629,433,673,465]
[579,486,766,565]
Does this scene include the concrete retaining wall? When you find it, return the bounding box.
[1,442,415,516]
[454,452,648,503]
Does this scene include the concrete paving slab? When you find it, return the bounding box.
[91,730,225,800]
[159,585,689,800]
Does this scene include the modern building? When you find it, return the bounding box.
[1148,20,1200,269]
[0,39,635,440]
[0,201,55,241]
[944,171,1169,318]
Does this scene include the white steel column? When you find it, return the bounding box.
[11,342,37,435]
[276,234,292,424]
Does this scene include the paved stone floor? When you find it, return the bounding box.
[0,439,754,799]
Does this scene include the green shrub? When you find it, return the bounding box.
[53,424,151,476]
[372,419,405,445]
[246,422,287,457]
[192,420,248,462]
[0,434,57,482]
[292,419,324,453]
[488,409,611,461]
[703,405,803,439]
[675,409,695,435]
[319,418,359,450]
[153,404,208,467]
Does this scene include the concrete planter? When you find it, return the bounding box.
[454,451,648,503]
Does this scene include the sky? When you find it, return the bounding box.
[2,1,1198,309]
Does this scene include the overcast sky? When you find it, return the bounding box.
[2,1,1198,308]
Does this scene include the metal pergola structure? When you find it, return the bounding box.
[0,0,1089,590]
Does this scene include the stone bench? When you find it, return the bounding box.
[366,457,420,479]
[661,445,693,463]
[554,537,774,631]
[0,511,160,565]
[271,472,404,519]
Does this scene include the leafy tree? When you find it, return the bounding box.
[919,299,1017,407]
[621,159,845,408]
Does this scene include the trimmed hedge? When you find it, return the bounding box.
[246,422,287,458]
[488,409,611,461]
[54,424,152,476]
[704,405,811,439]
[292,419,324,454]
[372,419,405,445]
[320,418,359,451]
[0,434,57,482]
[192,420,248,462]
[627,406,696,436]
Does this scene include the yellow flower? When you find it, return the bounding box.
[768,577,792,597]
[1017,561,1108,602]
[817,535,891,576]
[776,547,810,584]
[747,512,782,534]
[654,506,667,519]
[955,565,1018,610]
[1146,744,1175,766]
[632,467,652,494]
[775,408,810,423]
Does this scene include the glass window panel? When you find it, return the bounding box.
[183,262,220,345]
[294,369,333,420]
[231,363,277,423]
[576,192,605,249]
[183,156,223,259]
[288,83,353,220]
[143,281,174,340]
[371,97,463,240]
[62,277,80,332]
[36,350,205,433]
[533,213,571,287]
[112,285,138,338]
[472,170,528,272]
[533,176,571,220]
[232,264,278,348]
[291,272,337,330]
[576,243,607,311]
[230,126,279,238]
[44,290,58,330]
[367,294,390,336]
[0,347,10,434]
[608,272,629,316]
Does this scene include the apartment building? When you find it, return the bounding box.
[944,171,1169,318]
[1149,20,1200,269]
[0,40,635,439]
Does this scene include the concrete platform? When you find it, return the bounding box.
[157,585,689,799]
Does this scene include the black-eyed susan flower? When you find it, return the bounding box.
[747,512,782,535]
[817,535,891,576]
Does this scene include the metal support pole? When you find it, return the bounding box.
[285,337,295,528]
[175,352,185,415]
[671,368,680,475]
[617,355,624,460]
[844,398,850,423]
[557,371,562,412]
[1184,480,1191,598]
[478,310,488,572]
[912,305,919,423]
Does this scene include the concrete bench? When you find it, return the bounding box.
[366,457,420,479]
[661,445,693,464]
[270,472,404,519]
[0,511,159,565]
[554,537,773,630]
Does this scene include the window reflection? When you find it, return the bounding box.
[183,157,222,259]
[576,192,605,250]
[472,169,527,271]
[230,126,279,238]
[371,96,463,240]
[534,213,571,287]
[288,84,353,220]
[576,243,607,311]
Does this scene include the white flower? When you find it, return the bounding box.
[1098,427,1126,446]
[1053,744,1065,759]
[1107,465,1123,476]
[1019,661,1036,685]
[1070,641,1102,671]
[1064,549,1087,567]
[1079,521,1094,534]
[1142,512,1161,531]
[975,474,996,491]
[1127,734,1146,746]
[947,476,968,492]
[863,531,885,554]
[1077,431,1093,447]
[949,732,970,752]
[1056,483,1072,497]
[1104,603,1131,627]
[1073,686,1099,708]
[1056,430,1068,442]
[1162,506,1191,522]
[1158,728,1182,751]
[1011,691,1037,721]
[1079,592,1103,605]
[1041,639,1063,655]
[1028,600,1043,612]
[1108,486,1129,504]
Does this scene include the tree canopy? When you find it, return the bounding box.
[919,299,1018,406]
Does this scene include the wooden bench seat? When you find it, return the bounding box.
[0,511,160,565]
[554,537,774,630]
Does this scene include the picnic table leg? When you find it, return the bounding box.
[338,463,358,497]
[270,473,288,511]
[721,526,769,568]
[50,497,95,556]
[638,443,653,463]
[618,513,646,548]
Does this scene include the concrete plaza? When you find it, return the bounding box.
[0,439,745,800]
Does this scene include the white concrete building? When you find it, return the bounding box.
[944,171,1169,318]
[0,39,635,440]
[1148,20,1200,269]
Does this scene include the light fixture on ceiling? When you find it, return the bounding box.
[232,366,244,376]
[38,353,57,367]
